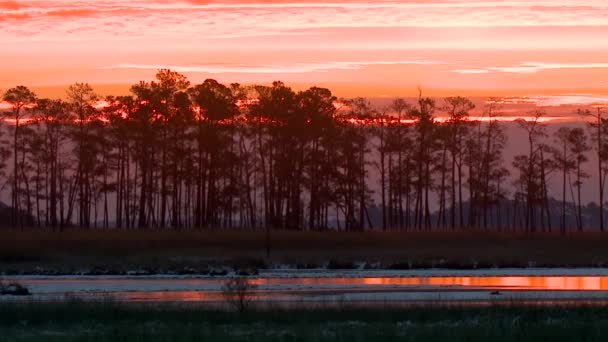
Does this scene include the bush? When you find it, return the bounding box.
[221,277,257,313]
[327,259,357,269]
[0,281,31,296]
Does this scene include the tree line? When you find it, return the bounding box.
[1,70,607,233]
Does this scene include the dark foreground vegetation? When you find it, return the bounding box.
[2,70,608,234]
[1,301,608,341]
[3,230,608,274]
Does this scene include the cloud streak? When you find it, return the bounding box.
[453,62,608,74]
[490,94,608,107]
[101,59,444,74]
[2,1,608,91]
[3,0,608,43]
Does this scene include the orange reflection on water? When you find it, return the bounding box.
[360,276,608,290]
[247,276,608,290]
[108,276,608,302]
[103,290,293,302]
[107,291,221,302]
[12,275,608,303]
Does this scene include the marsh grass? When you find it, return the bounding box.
[3,230,608,274]
[1,301,608,341]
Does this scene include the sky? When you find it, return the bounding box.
[2,0,608,97]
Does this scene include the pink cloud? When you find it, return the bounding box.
[101,59,444,74]
[490,94,608,107]
[45,9,100,17]
[0,1,24,10]
[2,0,608,91]
[3,1,608,42]
[0,12,28,21]
[453,62,608,74]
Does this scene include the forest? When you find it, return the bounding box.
[1,69,607,233]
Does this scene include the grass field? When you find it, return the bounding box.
[2,230,608,273]
[1,301,607,341]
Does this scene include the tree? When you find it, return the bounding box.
[298,87,338,231]
[433,122,451,229]
[2,86,36,229]
[442,96,474,229]
[67,83,97,228]
[3,75,607,234]
[580,107,608,232]
[408,89,436,230]
[567,128,589,231]
[129,70,190,229]
[32,99,71,230]
[152,70,191,229]
[390,99,412,230]
[189,79,239,229]
[475,100,509,230]
[103,96,137,229]
[514,109,548,232]
[373,110,390,231]
[127,85,158,229]
[553,127,576,233]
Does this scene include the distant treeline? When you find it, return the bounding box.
[1,70,607,233]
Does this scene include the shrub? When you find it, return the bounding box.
[0,281,31,296]
[221,277,257,313]
[327,259,356,269]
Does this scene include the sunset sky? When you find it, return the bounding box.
[2,0,608,97]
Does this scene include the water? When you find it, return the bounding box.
[5,271,608,304]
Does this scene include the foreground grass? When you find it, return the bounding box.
[1,301,607,341]
[3,230,608,273]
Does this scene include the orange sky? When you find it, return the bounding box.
[2,0,608,96]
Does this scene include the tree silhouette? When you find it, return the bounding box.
[567,128,589,232]
[32,99,71,230]
[389,98,412,230]
[580,107,608,232]
[553,127,577,233]
[2,86,36,230]
[189,79,239,229]
[67,83,97,228]
[408,90,436,230]
[474,100,509,230]
[514,110,548,232]
[298,87,337,231]
[442,96,474,229]
[3,73,608,233]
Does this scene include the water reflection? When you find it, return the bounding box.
[8,275,608,303]
[250,276,608,290]
[360,276,608,290]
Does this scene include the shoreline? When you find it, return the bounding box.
[8,266,608,277]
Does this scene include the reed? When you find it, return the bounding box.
[1,301,607,341]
